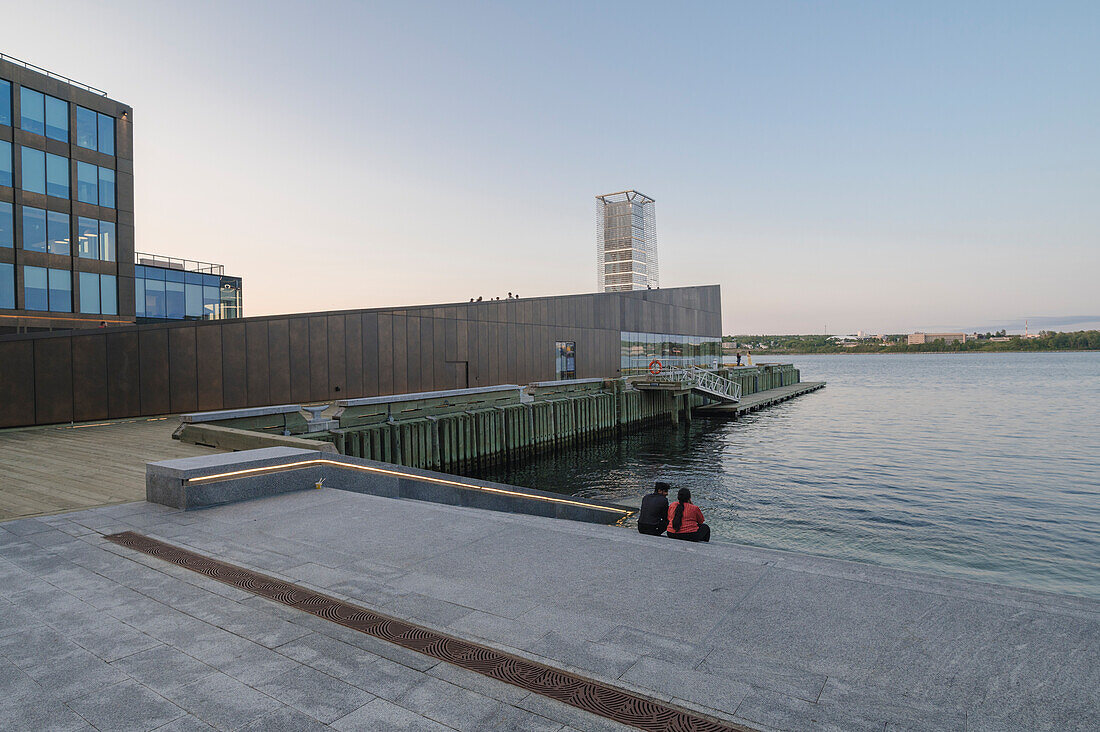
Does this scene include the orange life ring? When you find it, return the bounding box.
[648,359,662,375]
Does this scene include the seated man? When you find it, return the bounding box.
[637,482,670,535]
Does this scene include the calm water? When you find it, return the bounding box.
[466,353,1100,599]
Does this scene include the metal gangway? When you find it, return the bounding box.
[647,366,742,403]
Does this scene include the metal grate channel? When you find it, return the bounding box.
[106,531,753,732]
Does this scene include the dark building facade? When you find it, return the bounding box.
[0,285,721,428]
[0,55,135,333]
[134,252,242,323]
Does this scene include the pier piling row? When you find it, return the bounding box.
[176,364,810,473]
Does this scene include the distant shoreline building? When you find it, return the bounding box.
[908,332,967,345]
[596,190,657,292]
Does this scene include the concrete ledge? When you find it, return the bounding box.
[180,404,303,423]
[175,423,339,454]
[335,384,522,407]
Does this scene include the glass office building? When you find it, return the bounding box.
[620,332,721,374]
[596,190,658,293]
[134,253,242,322]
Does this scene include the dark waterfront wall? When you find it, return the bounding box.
[0,285,721,428]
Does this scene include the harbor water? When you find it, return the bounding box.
[464,352,1100,599]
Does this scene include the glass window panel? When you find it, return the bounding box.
[79,272,100,314]
[77,217,99,259]
[47,211,69,255]
[203,285,220,319]
[0,140,10,187]
[24,266,48,310]
[48,268,71,312]
[97,114,114,155]
[21,147,45,194]
[184,271,203,285]
[166,281,185,319]
[45,153,68,198]
[76,162,98,203]
[100,274,116,315]
[0,201,12,248]
[98,167,115,208]
[0,79,10,126]
[21,206,47,252]
[44,96,67,141]
[19,88,44,135]
[185,283,203,318]
[202,274,219,287]
[0,262,13,309]
[146,278,165,318]
[219,281,240,319]
[145,266,165,280]
[76,106,97,149]
[98,220,115,261]
[134,276,145,317]
[164,269,185,283]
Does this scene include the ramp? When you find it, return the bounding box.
[634,367,742,403]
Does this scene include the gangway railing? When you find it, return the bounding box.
[652,367,742,403]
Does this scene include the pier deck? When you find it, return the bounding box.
[2,488,1096,731]
[698,381,826,417]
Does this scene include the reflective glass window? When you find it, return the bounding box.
[21,206,47,252]
[21,147,45,194]
[164,269,185,283]
[145,278,165,318]
[77,217,99,259]
[0,201,12,248]
[166,280,184,319]
[202,274,219,287]
[185,283,203,318]
[19,88,44,135]
[100,274,116,315]
[44,96,67,141]
[184,271,203,285]
[135,277,145,317]
[203,285,220,319]
[76,106,97,149]
[98,114,114,155]
[0,140,10,187]
[47,211,69,255]
[0,262,13,309]
[79,272,100,314]
[48,267,71,312]
[24,266,47,310]
[144,266,165,281]
[76,162,97,203]
[99,220,115,261]
[0,79,10,126]
[46,153,68,198]
[98,167,115,208]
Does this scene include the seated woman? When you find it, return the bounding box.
[666,488,711,542]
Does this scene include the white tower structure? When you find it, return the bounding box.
[596,190,658,292]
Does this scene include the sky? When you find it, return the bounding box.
[4,1,1098,334]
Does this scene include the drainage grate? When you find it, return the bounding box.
[106,531,753,732]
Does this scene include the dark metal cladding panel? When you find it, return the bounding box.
[195,325,224,412]
[362,312,379,397]
[138,329,171,416]
[475,321,489,387]
[424,317,439,392]
[308,316,329,402]
[343,314,363,399]
[0,341,35,427]
[288,318,311,403]
[405,315,421,394]
[326,315,346,399]
[391,314,407,395]
[167,327,198,415]
[220,323,247,409]
[267,319,291,405]
[71,334,108,423]
[33,337,74,425]
[245,321,270,408]
[107,331,141,418]
[376,312,393,395]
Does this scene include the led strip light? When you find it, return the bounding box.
[186,459,634,517]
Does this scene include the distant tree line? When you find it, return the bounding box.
[723,331,1100,354]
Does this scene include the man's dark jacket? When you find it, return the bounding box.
[638,492,669,533]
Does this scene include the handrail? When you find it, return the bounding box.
[653,366,742,401]
[0,52,109,97]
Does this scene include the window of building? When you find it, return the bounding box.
[0,140,10,187]
[75,107,115,155]
[0,79,10,126]
[45,153,69,198]
[99,220,115,261]
[0,263,13,309]
[21,147,45,194]
[185,273,203,318]
[555,341,576,380]
[98,114,114,155]
[98,168,115,208]
[19,88,45,136]
[0,201,12,248]
[76,162,97,204]
[79,271,100,314]
[47,211,69,255]
[48,268,71,312]
[100,273,116,315]
[44,96,68,141]
[23,265,47,310]
[77,217,99,259]
[22,207,47,252]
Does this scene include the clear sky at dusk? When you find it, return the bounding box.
[5,1,1097,334]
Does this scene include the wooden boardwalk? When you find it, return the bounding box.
[697,381,825,417]
[0,418,219,521]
